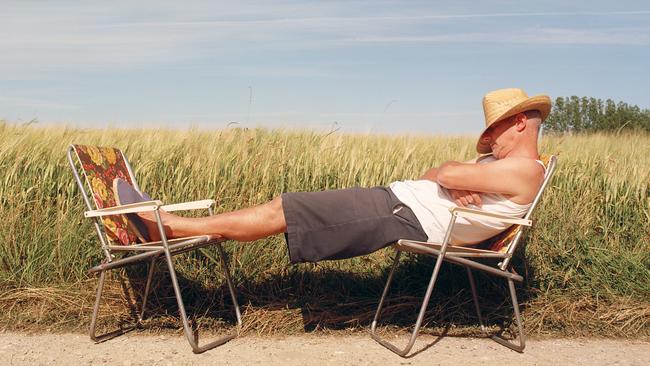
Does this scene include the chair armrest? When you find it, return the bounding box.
[449,207,532,226]
[84,200,163,218]
[160,199,215,212]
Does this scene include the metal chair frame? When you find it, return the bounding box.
[67,145,242,354]
[370,155,558,356]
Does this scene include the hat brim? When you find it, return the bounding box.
[476,95,552,154]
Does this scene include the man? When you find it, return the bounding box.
[132,88,551,263]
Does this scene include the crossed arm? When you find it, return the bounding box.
[420,157,541,207]
[419,159,483,207]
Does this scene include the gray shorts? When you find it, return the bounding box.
[281,186,428,264]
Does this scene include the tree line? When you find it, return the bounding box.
[544,96,650,133]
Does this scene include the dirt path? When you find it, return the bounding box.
[0,332,648,365]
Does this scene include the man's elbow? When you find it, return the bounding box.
[436,163,457,188]
[436,170,452,187]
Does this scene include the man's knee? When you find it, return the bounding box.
[267,196,284,218]
[268,195,286,231]
[270,195,283,210]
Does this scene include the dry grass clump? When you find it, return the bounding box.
[0,122,648,337]
[526,293,650,337]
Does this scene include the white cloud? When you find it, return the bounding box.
[527,27,650,45]
[350,27,650,45]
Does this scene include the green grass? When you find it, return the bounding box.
[0,121,648,337]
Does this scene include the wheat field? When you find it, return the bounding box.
[0,121,648,337]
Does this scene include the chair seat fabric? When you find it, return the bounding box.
[73,145,140,245]
[394,239,503,256]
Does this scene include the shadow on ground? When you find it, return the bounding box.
[113,240,537,337]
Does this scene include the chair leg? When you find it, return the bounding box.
[370,249,447,357]
[209,206,242,328]
[89,270,138,342]
[216,242,243,328]
[138,256,158,322]
[370,251,402,334]
[162,244,239,354]
[466,267,487,333]
[490,279,526,352]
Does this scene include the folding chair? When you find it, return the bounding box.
[67,144,242,354]
[370,155,558,356]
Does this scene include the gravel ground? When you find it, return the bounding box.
[0,332,648,366]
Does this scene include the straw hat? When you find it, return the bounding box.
[477,88,551,153]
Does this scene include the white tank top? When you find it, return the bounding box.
[389,156,545,245]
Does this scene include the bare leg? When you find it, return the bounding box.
[137,196,287,242]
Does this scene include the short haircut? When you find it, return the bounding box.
[524,110,542,119]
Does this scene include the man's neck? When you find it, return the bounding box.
[504,140,540,160]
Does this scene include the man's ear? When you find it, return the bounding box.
[514,113,527,132]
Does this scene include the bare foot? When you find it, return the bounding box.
[137,209,228,243]
[136,210,177,242]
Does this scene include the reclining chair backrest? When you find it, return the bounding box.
[67,144,142,246]
[481,155,558,269]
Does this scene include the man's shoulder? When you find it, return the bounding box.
[502,157,545,184]
[483,156,543,177]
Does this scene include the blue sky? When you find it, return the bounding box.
[1,0,649,134]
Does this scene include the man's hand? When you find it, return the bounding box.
[447,188,482,207]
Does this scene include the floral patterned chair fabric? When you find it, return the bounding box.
[481,154,551,253]
[72,145,139,245]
